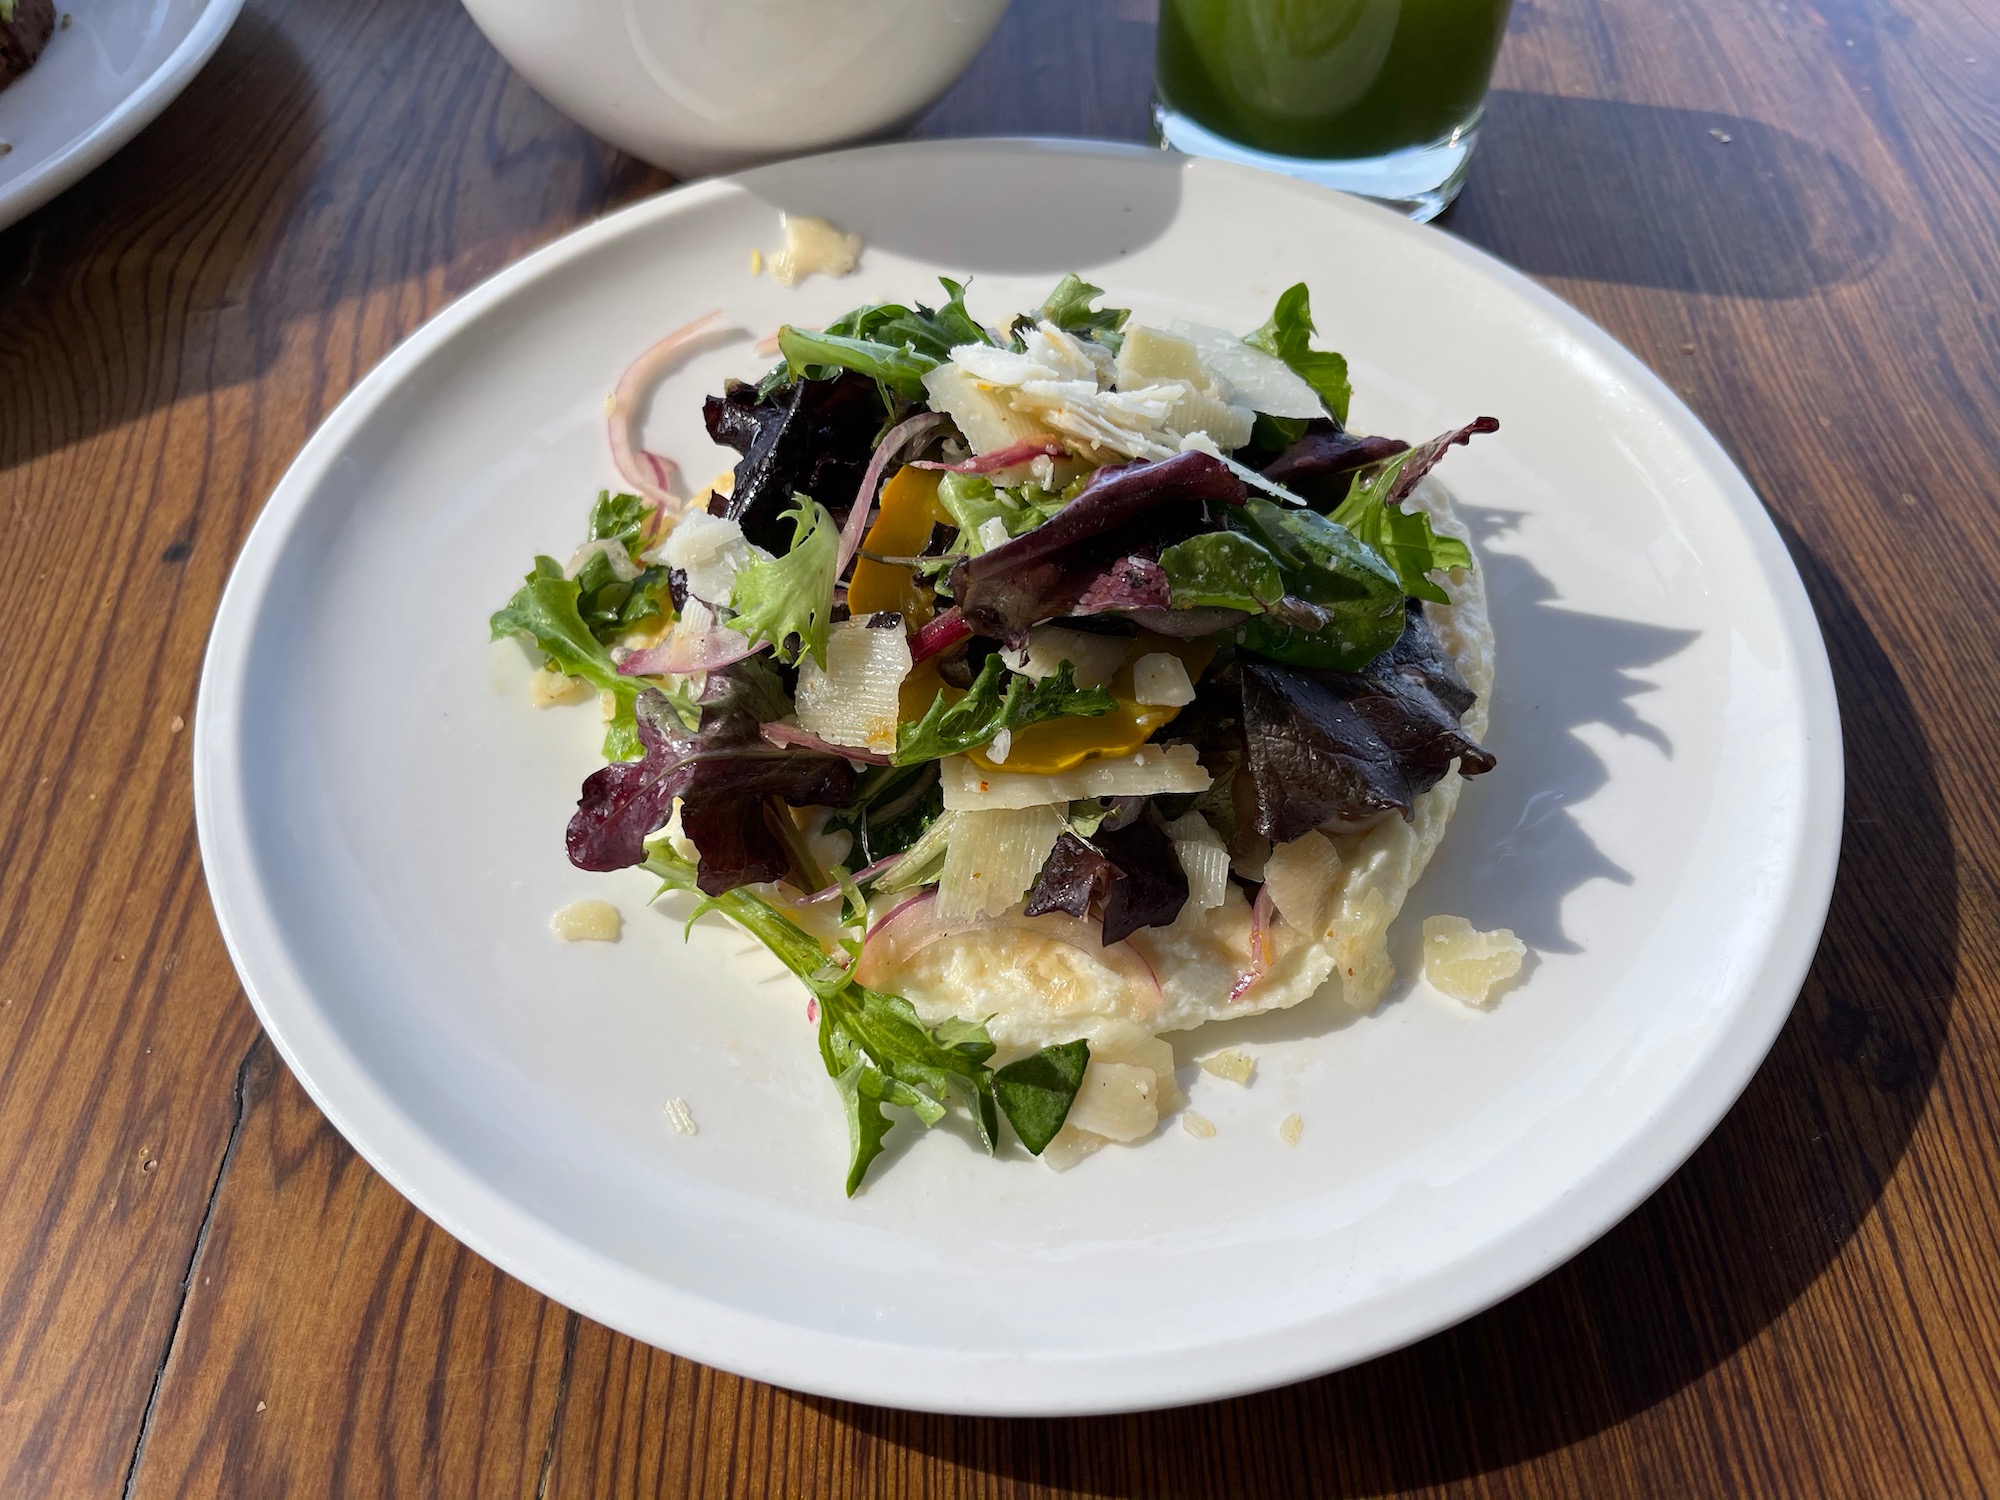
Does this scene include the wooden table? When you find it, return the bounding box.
[4,0,1997,1492]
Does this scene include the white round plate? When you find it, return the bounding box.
[195,139,1841,1416]
[0,0,242,231]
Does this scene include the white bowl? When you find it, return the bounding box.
[458,0,1011,177]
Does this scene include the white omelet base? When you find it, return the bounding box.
[885,478,1493,1055]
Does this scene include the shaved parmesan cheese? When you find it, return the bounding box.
[550,899,621,942]
[1181,1111,1216,1139]
[1279,1113,1304,1146]
[1001,624,1132,690]
[1167,383,1256,451]
[975,516,1011,553]
[769,214,861,287]
[1131,652,1195,706]
[1264,830,1341,935]
[1163,812,1229,914]
[1064,1061,1160,1141]
[1200,1049,1255,1085]
[1422,915,1526,1007]
[935,804,1065,920]
[941,744,1212,810]
[921,362,1050,454]
[794,618,910,753]
[528,666,591,707]
[1041,1122,1108,1171]
[663,1098,698,1136]
[1170,320,1327,419]
[657,510,768,606]
[1092,1023,1182,1113]
[1115,325,1206,387]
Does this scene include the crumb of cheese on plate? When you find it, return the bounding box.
[1421,914,1526,1007]
[769,214,861,287]
[1182,1110,1216,1139]
[663,1098,698,1136]
[1199,1048,1255,1085]
[528,665,590,707]
[550,898,622,943]
[1279,1113,1304,1146]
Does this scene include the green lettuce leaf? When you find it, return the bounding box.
[833,277,992,360]
[762,278,992,399]
[1229,498,1407,670]
[568,492,672,642]
[641,841,1089,1191]
[1329,450,1476,605]
[728,496,839,667]
[490,556,680,759]
[1245,283,1351,430]
[776,327,936,401]
[1158,530,1286,612]
[993,1041,1091,1154]
[1014,274,1130,352]
[895,655,1116,766]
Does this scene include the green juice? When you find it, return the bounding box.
[1157,0,1513,162]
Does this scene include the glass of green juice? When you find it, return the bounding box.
[1154,0,1514,222]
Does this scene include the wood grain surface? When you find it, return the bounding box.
[2,0,1997,1493]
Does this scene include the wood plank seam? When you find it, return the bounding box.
[535,1312,580,1500]
[118,1037,262,1500]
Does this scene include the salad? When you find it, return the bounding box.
[492,275,1499,1193]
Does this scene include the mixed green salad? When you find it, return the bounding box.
[492,275,1496,1193]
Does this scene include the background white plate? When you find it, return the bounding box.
[194,140,1842,1416]
[0,0,241,231]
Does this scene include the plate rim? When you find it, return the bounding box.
[0,0,246,232]
[193,136,1844,1415]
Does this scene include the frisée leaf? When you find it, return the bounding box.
[728,496,840,667]
[894,655,1116,766]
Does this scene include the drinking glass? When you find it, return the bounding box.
[1153,0,1513,222]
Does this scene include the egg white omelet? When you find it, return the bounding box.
[873,477,1493,1057]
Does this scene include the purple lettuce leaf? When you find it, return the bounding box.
[1022,823,1188,946]
[567,671,857,892]
[701,372,884,554]
[1239,602,1494,842]
[949,451,1245,642]
[1095,820,1190,944]
[1022,833,1114,921]
[1073,556,1171,614]
[1259,420,1410,505]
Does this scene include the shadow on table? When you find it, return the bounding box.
[1449,91,1892,298]
[807,526,1952,1495]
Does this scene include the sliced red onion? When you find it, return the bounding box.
[619,600,762,676]
[1230,884,1277,1001]
[759,721,893,765]
[799,850,907,905]
[836,411,948,578]
[609,310,725,515]
[911,435,1066,474]
[908,607,971,664]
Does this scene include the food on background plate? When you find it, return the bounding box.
[491,274,1500,1192]
[0,0,55,93]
